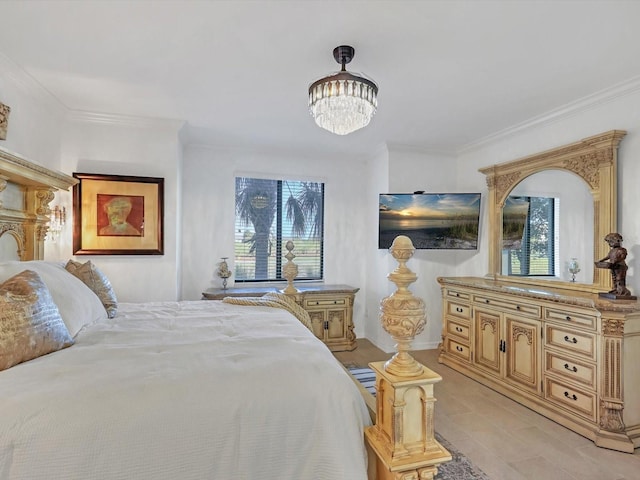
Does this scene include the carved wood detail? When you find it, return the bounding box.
[438,276,640,453]
[35,188,55,216]
[512,325,533,344]
[0,148,76,260]
[479,130,626,292]
[602,318,625,336]
[480,316,497,333]
[0,222,26,259]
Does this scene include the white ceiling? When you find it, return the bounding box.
[1,0,640,156]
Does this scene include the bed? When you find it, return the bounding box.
[0,148,371,479]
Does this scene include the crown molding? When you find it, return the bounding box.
[386,142,455,157]
[67,110,185,131]
[0,52,66,116]
[0,52,185,133]
[458,75,640,154]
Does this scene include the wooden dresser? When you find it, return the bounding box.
[438,276,640,453]
[202,284,359,352]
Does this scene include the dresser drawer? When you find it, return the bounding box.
[544,308,597,331]
[445,288,471,301]
[473,294,541,318]
[545,377,597,422]
[545,351,596,390]
[303,297,346,308]
[545,325,597,361]
[446,319,470,341]
[444,337,471,362]
[446,301,471,320]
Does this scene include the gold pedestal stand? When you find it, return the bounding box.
[365,235,451,480]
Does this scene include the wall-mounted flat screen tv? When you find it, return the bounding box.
[379,193,481,249]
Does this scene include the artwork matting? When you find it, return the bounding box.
[73,173,164,255]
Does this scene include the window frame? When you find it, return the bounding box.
[234,176,324,283]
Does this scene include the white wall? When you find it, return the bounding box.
[181,144,371,339]
[1,50,186,303]
[0,53,64,170]
[367,146,460,352]
[57,114,185,302]
[367,85,640,352]
[5,46,640,353]
[456,86,640,298]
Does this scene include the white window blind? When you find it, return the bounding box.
[504,196,556,276]
[234,177,324,282]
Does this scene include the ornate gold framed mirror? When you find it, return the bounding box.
[479,130,626,293]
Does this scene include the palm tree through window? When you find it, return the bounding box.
[234,177,324,282]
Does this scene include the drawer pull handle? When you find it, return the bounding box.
[564,335,578,344]
[455,326,463,332]
[516,305,520,310]
[333,301,337,304]
[485,299,490,303]
[456,346,463,352]
[455,293,460,297]
[565,315,572,321]
[564,363,578,373]
[456,307,464,313]
[564,391,578,401]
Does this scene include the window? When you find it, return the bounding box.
[503,196,556,276]
[234,177,324,282]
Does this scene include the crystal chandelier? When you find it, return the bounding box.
[308,45,378,136]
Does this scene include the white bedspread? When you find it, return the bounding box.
[0,300,371,480]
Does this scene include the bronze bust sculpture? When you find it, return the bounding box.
[595,232,636,299]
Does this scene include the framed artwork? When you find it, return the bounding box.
[0,101,10,140]
[73,173,164,255]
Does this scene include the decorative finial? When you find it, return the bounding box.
[281,240,299,294]
[380,235,426,376]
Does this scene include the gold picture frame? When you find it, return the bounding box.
[0,101,11,140]
[73,173,164,255]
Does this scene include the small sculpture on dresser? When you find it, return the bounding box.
[216,257,232,291]
[595,233,636,299]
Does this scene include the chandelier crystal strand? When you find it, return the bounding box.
[308,46,378,135]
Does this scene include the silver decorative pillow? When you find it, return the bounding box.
[0,270,74,372]
[65,260,118,318]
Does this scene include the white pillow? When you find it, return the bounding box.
[0,261,107,337]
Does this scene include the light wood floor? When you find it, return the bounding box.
[334,339,640,480]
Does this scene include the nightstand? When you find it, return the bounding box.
[202,284,359,351]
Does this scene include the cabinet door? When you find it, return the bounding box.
[307,310,326,341]
[473,308,502,376]
[326,308,347,341]
[505,315,541,394]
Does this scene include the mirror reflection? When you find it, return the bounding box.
[501,169,593,283]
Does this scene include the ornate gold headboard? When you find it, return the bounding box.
[0,147,77,260]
